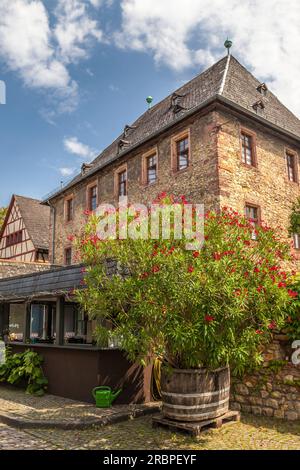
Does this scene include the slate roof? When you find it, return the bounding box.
[0,265,83,301]
[46,54,300,201]
[11,195,50,251]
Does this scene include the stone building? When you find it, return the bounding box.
[43,54,300,266]
[1,52,300,407]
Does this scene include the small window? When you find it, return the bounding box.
[118,170,127,197]
[146,154,157,184]
[245,204,260,240]
[293,234,300,250]
[88,185,97,211]
[241,132,255,166]
[286,152,298,183]
[66,198,74,222]
[36,250,49,262]
[6,231,22,247]
[65,247,72,266]
[176,137,189,171]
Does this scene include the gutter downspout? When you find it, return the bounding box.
[46,200,56,265]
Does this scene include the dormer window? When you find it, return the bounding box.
[252,100,265,113]
[257,83,268,96]
[171,93,185,114]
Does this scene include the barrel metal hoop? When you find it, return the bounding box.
[162,396,229,410]
[162,406,229,421]
[161,386,230,399]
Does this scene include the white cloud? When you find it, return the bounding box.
[117,0,300,116]
[64,136,96,160]
[54,0,103,64]
[59,167,76,177]
[0,0,105,115]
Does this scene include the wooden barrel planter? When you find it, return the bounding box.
[161,366,230,422]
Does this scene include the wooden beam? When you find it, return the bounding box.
[24,302,31,342]
[55,296,65,345]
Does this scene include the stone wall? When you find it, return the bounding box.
[230,334,300,420]
[0,260,55,279]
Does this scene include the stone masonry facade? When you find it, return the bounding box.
[231,333,300,420]
[50,107,300,267]
[0,260,54,279]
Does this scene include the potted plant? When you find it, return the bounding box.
[74,194,295,422]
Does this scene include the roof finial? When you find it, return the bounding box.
[146,96,153,109]
[224,38,232,55]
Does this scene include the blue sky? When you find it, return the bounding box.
[0,0,299,207]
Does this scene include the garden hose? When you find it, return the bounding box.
[151,357,162,400]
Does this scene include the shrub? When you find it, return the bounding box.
[0,348,48,396]
[74,195,295,374]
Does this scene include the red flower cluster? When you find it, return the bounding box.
[67,235,75,242]
[187,266,194,273]
[204,315,215,323]
[288,290,298,298]
[268,320,277,330]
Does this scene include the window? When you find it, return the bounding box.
[30,304,56,343]
[87,185,97,211]
[6,231,22,247]
[63,305,92,345]
[176,137,189,171]
[245,204,260,240]
[293,234,300,250]
[8,304,25,342]
[286,151,298,183]
[36,250,49,263]
[171,131,190,172]
[118,169,127,197]
[241,131,256,166]
[65,247,72,266]
[65,197,74,222]
[146,153,157,184]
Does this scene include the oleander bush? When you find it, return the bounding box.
[74,194,295,374]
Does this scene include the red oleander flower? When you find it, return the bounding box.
[255,329,263,335]
[187,266,194,273]
[268,320,277,330]
[140,272,149,279]
[244,240,251,246]
[152,265,160,273]
[193,251,200,258]
[204,315,215,323]
[278,282,286,288]
[254,267,260,273]
[84,209,92,216]
[288,290,298,298]
[213,252,221,261]
[257,286,264,293]
[67,235,74,242]
[152,251,158,257]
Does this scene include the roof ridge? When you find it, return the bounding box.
[226,56,300,122]
[14,194,42,203]
[218,54,231,95]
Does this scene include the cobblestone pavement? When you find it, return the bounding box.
[0,385,158,427]
[1,415,300,450]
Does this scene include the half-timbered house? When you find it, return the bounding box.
[0,195,50,263]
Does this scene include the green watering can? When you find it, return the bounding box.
[92,386,122,408]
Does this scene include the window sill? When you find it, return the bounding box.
[7,341,120,352]
[171,166,191,177]
[240,162,258,170]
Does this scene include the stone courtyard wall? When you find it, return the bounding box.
[0,260,56,279]
[230,333,300,420]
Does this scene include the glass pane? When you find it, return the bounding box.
[8,304,25,342]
